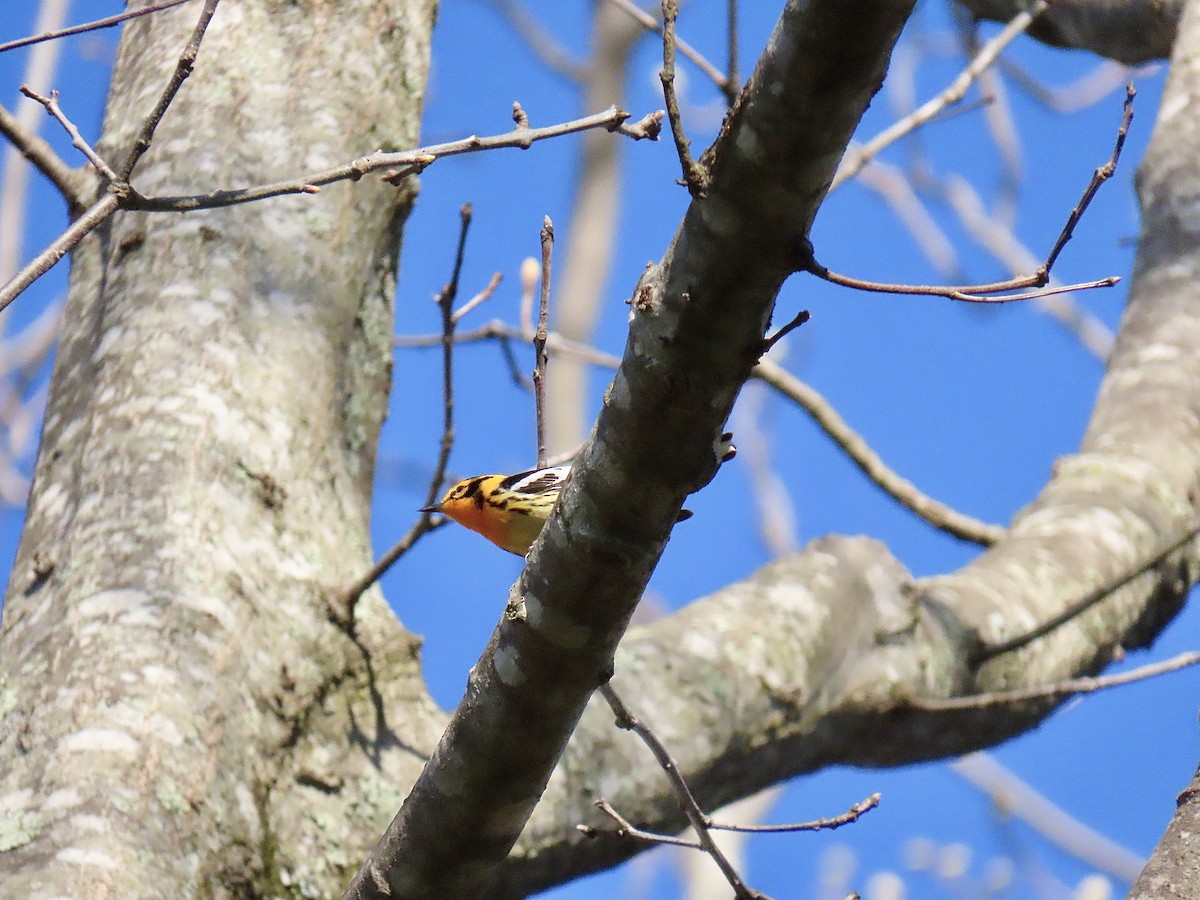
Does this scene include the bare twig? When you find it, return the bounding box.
[918,168,1115,359]
[395,319,620,369]
[1042,83,1134,273]
[1,0,75,287]
[119,0,221,181]
[659,0,708,197]
[129,105,643,211]
[19,87,119,181]
[709,793,879,834]
[0,104,646,313]
[615,110,664,140]
[805,86,1133,305]
[586,800,704,850]
[753,359,1006,546]
[534,219,554,468]
[972,517,1200,664]
[0,0,225,313]
[761,309,809,354]
[802,260,1118,304]
[452,271,501,323]
[334,205,474,621]
[598,684,766,900]
[914,650,1200,711]
[0,0,196,55]
[725,0,740,101]
[0,193,119,314]
[833,1,1050,190]
[606,0,731,99]
[0,100,84,213]
[334,518,450,624]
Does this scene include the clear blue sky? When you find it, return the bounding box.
[2,2,1193,898]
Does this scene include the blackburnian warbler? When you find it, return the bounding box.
[422,433,737,555]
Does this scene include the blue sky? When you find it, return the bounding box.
[2,2,1194,897]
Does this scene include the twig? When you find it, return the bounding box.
[606,0,731,98]
[659,0,708,197]
[127,105,643,211]
[913,650,1200,711]
[753,359,1006,546]
[0,0,196,55]
[0,102,86,211]
[972,517,1200,664]
[18,86,119,181]
[0,0,224,313]
[797,230,1117,303]
[334,205,474,621]
[395,319,621,369]
[585,799,704,850]
[709,793,879,834]
[598,684,766,900]
[815,82,1135,307]
[0,193,119,314]
[0,105,646,314]
[119,0,221,181]
[534,218,553,468]
[725,0,740,102]
[1042,82,1134,273]
[802,261,1118,304]
[615,110,664,141]
[452,271,501,323]
[920,167,1114,358]
[761,309,809,354]
[394,321,1005,546]
[833,0,1050,190]
[1,0,73,287]
[334,517,450,623]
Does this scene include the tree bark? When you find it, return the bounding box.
[0,1,438,896]
[956,0,1181,63]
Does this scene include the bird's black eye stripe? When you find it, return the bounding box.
[457,477,486,501]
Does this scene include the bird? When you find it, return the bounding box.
[421,433,737,555]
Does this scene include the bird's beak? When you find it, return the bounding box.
[419,503,440,513]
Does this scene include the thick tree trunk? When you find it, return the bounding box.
[0,2,438,896]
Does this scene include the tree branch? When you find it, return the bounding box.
[955,0,1180,64]
[0,0,197,55]
[344,2,919,896]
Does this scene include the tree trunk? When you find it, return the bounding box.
[0,2,438,895]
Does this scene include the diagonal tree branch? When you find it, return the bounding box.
[955,0,1181,64]
[343,2,920,896]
